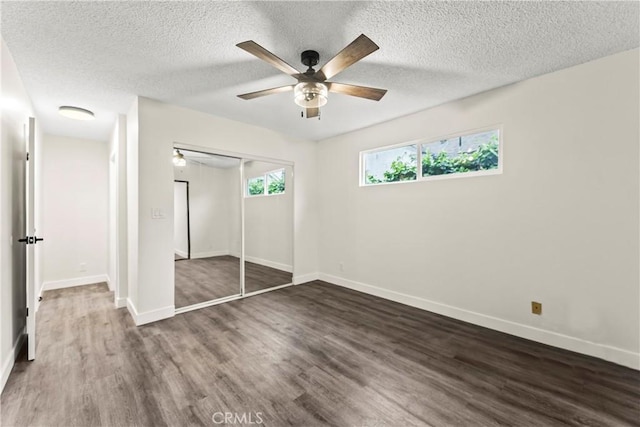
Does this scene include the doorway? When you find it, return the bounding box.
[173,180,190,261]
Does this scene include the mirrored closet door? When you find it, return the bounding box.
[243,160,294,294]
[173,149,242,309]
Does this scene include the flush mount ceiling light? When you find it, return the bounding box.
[173,149,186,167]
[58,106,95,120]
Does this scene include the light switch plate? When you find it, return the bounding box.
[151,208,165,219]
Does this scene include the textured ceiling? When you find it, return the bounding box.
[1,1,638,142]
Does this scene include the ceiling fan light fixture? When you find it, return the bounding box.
[173,149,186,167]
[58,105,95,120]
[294,82,328,108]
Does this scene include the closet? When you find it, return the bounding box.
[172,147,293,312]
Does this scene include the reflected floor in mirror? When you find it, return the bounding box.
[175,256,240,308]
[245,261,292,294]
[175,256,292,308]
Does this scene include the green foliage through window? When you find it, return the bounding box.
[247,169,286,196]
[422,136,499,177]
[363,130,500,185]
[267,170,285,195]
[248,177,265,195]
[364,145,417,184]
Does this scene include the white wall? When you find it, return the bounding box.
[108,148,116,291]
[173,160,241,258]
[317,49,640,369]
[126,99,139,318]
[125,96,318,324]
[108,114,128,308]
[0,39,34,391]
[42,135,109,290]
[173,181,189,257]
[244,161,293,271]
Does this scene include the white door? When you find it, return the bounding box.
[24,117,37,360]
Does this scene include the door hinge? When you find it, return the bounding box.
[26,307,29,317]
[26,152,30,161]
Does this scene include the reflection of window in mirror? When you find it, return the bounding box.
[266,169,285,195]
[246,168,285,197]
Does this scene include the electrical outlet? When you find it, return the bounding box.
[79,263,87,272]
[531,301,542,315]
[339,262,344,272]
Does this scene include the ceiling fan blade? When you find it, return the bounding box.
[236,41,301,76]
[327,82,387,101]
[315,34,379,81]
[237,85,295,100]
[306,107,319,118]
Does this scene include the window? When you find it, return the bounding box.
[421,129,499,178]
[266,169,285,195]
[246,168,285,196]
[363,144,417,185]
[361,128,501,186]
[247,176,265,196]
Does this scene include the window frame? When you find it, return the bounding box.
[360,125,503,187]
[245,167,286,197]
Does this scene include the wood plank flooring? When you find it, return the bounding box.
[244,260,292,294]
[2,281,639,426]
[175,256,292,308]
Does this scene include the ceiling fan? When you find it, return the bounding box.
[236,34,387,118]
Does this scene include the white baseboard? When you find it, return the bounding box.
[42,274,109,291]
[318,273,640,370]
[174,249,188,258]
[293,272,319,285]
[245,255,292,273]
[126,298,174,326]
[106,274,114,292]
[191,250,229,259]
[115,297,127,309]
[1,329,25,393]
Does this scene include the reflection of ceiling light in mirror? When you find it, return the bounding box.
[294,82,328,108]
[173,149,186,167]
[58,106,95,120]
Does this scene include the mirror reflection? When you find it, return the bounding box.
[243,160,294,293]
[173,149,242,308]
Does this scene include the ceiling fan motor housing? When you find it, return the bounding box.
[301,50,320,70]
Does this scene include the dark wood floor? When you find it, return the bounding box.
[245,259,292,294]
[2,281,639,426]
[175,255,293,308]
